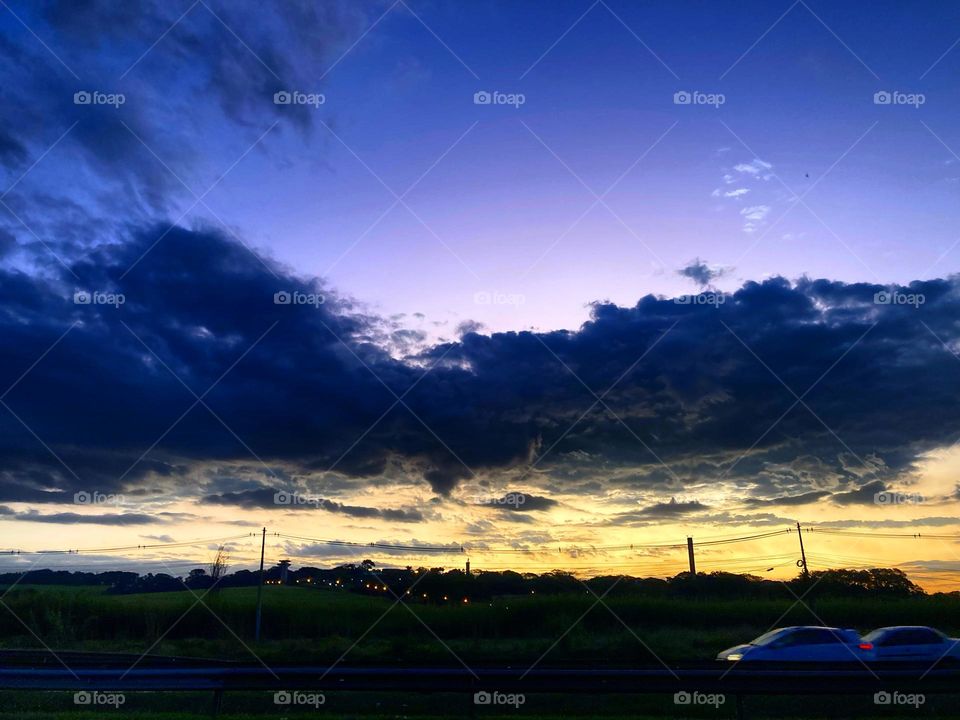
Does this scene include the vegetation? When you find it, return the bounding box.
[0,567,952,667]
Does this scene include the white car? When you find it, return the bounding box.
[860,626,960,664]
[716,626,865,663]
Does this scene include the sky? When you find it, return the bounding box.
[0,0,959,588]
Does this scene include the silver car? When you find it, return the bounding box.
[717,626,865,663]
[860,626,960,664]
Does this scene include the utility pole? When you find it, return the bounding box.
[254,527,266,641]
[796,522,809,578]
[686,536,696,575]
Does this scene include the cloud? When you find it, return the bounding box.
[141,534,176,543]
[2,226,960,511]
[740,204,771,233]
[0,0,366,257]
[202,488,424,522]
[1,508,161,525]
[733,158,774,179]
[678,258,729,288]
[724,188,750,198]
[744,491,831,507]
[637,497,708,517]
[477,492,558,512]
[831,480,887,506]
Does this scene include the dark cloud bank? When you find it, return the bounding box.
[2,225,959,510]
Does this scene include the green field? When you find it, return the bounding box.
[1,584,958,666]
[1,585,958,718]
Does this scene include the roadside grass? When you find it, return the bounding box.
[0,585,957,666]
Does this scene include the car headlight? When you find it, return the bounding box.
[726,653,743,661]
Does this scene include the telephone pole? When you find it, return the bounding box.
[686,536,696,575]
[796,522,809,578]
[254,527,266,641]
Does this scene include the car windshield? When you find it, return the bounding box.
[751,629,789,646]
[863,627,945,645]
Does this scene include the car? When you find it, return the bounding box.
[716,626,866,663]
[860,626,960,664]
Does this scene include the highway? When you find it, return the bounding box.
[0,662,957,694]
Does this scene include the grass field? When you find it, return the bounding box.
[0,585,958,717]
[0,584,958,666]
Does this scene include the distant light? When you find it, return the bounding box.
[462,598,469,604]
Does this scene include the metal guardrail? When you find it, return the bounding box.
[0,664,957,693]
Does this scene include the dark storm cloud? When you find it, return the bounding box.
[831,480,888,506]
[3,225,960,506]
[0,507,160,525]
[477,492,558,512]
[637,498,708,517]
[203,488,424,523]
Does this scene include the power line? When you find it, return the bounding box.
[808,528,960,540]
[0,533,255,555]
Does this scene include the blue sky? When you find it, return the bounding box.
[5,0,960,335]
[1,1,959,581]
